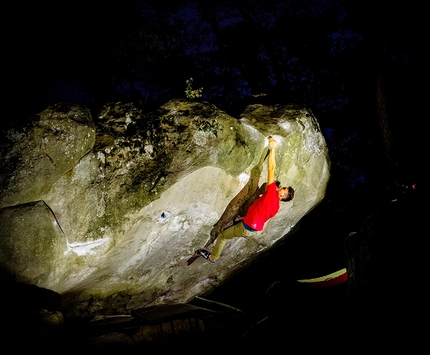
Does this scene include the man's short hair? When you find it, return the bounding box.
[282,186,295,202]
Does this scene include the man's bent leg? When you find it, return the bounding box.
[211,222,247,260]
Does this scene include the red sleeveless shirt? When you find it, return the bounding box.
[243,182,280,231]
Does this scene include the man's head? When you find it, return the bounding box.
[276,181,295,202]
[281,186,295,202]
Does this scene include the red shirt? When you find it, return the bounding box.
[243,182,280,231]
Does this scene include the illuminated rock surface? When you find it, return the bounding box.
[0,99,330,319]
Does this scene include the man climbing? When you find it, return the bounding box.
[201,136,295,263]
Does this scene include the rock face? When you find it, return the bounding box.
[0,99,330,319]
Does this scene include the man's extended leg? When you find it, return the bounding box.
[211,222,255,260]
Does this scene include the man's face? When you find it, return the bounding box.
[277,186,289,200]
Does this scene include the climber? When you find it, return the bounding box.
[200,136,295,263]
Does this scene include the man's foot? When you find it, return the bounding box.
[200,250,215,263]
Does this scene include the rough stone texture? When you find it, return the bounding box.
[0,201,67,289]
[0,103,95,208]
[0,99,330,319]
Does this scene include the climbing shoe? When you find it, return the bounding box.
[200,250,215,263]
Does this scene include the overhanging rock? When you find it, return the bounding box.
[0,100,330,319]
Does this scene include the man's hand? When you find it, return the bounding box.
[268,136,277,149]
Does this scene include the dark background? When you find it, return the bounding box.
[3,0,425,319]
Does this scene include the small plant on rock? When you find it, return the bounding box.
[185,77,203,99]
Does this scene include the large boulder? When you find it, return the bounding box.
[0,99,330,319]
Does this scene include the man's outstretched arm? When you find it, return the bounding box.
[267,136,276,184]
